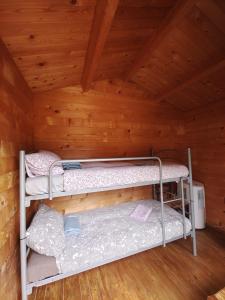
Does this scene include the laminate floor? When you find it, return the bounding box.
[29,228,225,300]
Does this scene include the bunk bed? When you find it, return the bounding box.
[20,148,197,300]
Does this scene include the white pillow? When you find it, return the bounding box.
[25,150,64,177]
[26,205,65,258]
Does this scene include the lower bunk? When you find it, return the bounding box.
[26,199,192,294]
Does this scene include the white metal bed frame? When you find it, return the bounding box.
[19,148,197,300]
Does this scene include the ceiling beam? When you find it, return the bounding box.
[195,0,225,35]
[157,58,225,101]
[125,0,195,80]
[81,0,119,92]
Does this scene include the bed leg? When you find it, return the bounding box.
[188,148,197,256]
[26,285,33,296]
[20,151,28,300]
[21,239,28,300]
[158,158,166,247]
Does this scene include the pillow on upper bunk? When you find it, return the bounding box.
[26,204,65,258]
[25,150,64,177]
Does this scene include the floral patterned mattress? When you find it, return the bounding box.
[26,163,189,196]
[56,199,191,274]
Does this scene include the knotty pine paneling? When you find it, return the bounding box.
[33,81,183,212]
[0,0,178,93]
[131,0,225,111]
[45,187,152,214]
[0,0,96,92]
[184,100,225,231]
[94,0,177,81]
[0,40,33,299]
[33,84,182,158]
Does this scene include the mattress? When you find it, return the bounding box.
[26,163,189,196]
[57,200,191,274]
[26,174,63,195]
[27,251,58,283]
[28,200,191,282]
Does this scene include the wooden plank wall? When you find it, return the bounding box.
[33,80,183,212]
[183,100,225,231]
[0,40,33,299]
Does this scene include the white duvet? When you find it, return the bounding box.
[57,200,191,274]
[26,163,189,196]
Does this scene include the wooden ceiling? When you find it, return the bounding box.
[128,0,225,111]
[0,0,96,91]
[0,0,225,111]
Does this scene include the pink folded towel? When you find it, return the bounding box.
[130,204,152,222]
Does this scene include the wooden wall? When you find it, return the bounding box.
[0,40,33,299]
[33,81,182,157]
[33,80,183,212]
[33,81,225,228]
[183,100,225,231]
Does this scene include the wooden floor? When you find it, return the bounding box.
[29,228,225,300]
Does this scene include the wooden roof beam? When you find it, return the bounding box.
[125,0,195,80]
[81,0,119,92]
[158,58,225,101]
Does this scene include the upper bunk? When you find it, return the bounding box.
[20,149,193,207]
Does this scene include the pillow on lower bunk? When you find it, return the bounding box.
[26,205,65,258]
[25,150,64,177]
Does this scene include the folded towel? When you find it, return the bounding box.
[80,162,134,168]
[130,204,152,222]
[62,162,81,170]
[64,214,81,236]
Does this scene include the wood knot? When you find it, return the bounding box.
[38,62,46,67]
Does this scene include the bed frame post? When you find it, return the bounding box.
[150,148,156,199]
[188,148,197,256]
[158,158,166,247]
[20,150,28,300]
[180,178,186,239]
